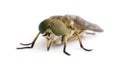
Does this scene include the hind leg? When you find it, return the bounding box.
[74,31,92,51]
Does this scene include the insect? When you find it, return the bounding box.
[17,15,103,56]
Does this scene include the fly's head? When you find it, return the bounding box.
[38,18,68,40]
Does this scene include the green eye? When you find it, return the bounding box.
[50,19,67,36]
[39,19,50,34]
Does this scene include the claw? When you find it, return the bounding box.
[63,51,71,56]
[82,47,93,51]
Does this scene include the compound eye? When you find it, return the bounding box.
[38,19,50,34]
[50,19,67,36]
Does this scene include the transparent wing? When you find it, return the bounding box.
[65,15,104,32]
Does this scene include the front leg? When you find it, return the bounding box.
[17,32,40,49]
[46,38,52,51]
[62,35,71,56]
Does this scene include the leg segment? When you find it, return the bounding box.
[17,32,40,49]
[47,39,52,51]
[75,32,92,51]
[62,35,71,56]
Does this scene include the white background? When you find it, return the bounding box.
[0,0,120,72]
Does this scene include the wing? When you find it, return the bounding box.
[65,15,104,32]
